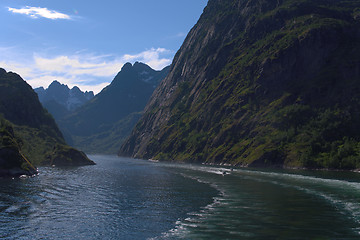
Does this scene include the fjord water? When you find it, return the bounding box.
[0,156,360,239]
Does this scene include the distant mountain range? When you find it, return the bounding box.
[50,62,169,154]
[35,81,94,119]
[119,0,360,170]
[0,68,94,177]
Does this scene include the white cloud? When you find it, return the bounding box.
[123,48,172,70]
[0,48,172,94]
[8,6,71,20]
[33,55,115,75]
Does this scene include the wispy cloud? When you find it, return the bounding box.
[175,32,187,38]
[7,6,71,20]
[0,48,172,94]
[165,32,187,40]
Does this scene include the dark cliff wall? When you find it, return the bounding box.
[119,0,360,169]
[0,69,63,140]
[0,68,94,174]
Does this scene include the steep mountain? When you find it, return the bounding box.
[60,62,170,154]
[119,0,360,170]
[35,80,94,118]
[0,68,94,177]
[0,116,37,177]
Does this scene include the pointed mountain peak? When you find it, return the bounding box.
[120,62,153,73]
[70,86,81,93]
[50,80,61,86]
[48,80,69,91]
[36,80,94,111]
[121,62,133,71]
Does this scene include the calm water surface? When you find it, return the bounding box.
[0,155,360,239]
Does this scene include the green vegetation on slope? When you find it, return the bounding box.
[120,0,360,170]
[0,68,94,176]
[0,116,37,176]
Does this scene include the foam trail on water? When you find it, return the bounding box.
[153,163,360,239]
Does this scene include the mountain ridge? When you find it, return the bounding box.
[35,80,94,117]
[60,62,170,154]
[119,0,360,170]
[0,68,94,177]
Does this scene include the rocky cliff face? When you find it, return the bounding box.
[60,62,170,154]
[119,0,360,169]
[0,68,94,177]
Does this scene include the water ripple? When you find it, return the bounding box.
[1,156,360,239]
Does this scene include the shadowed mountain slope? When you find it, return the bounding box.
[119,0,360,170]
[0,68,94,177]
[60,62,169,154]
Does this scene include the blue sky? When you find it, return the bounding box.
[0,0,208,93]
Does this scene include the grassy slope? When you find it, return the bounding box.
[0,117,37,176]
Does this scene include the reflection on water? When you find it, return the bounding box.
[1,155,360,239]
[0,156,216,240]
